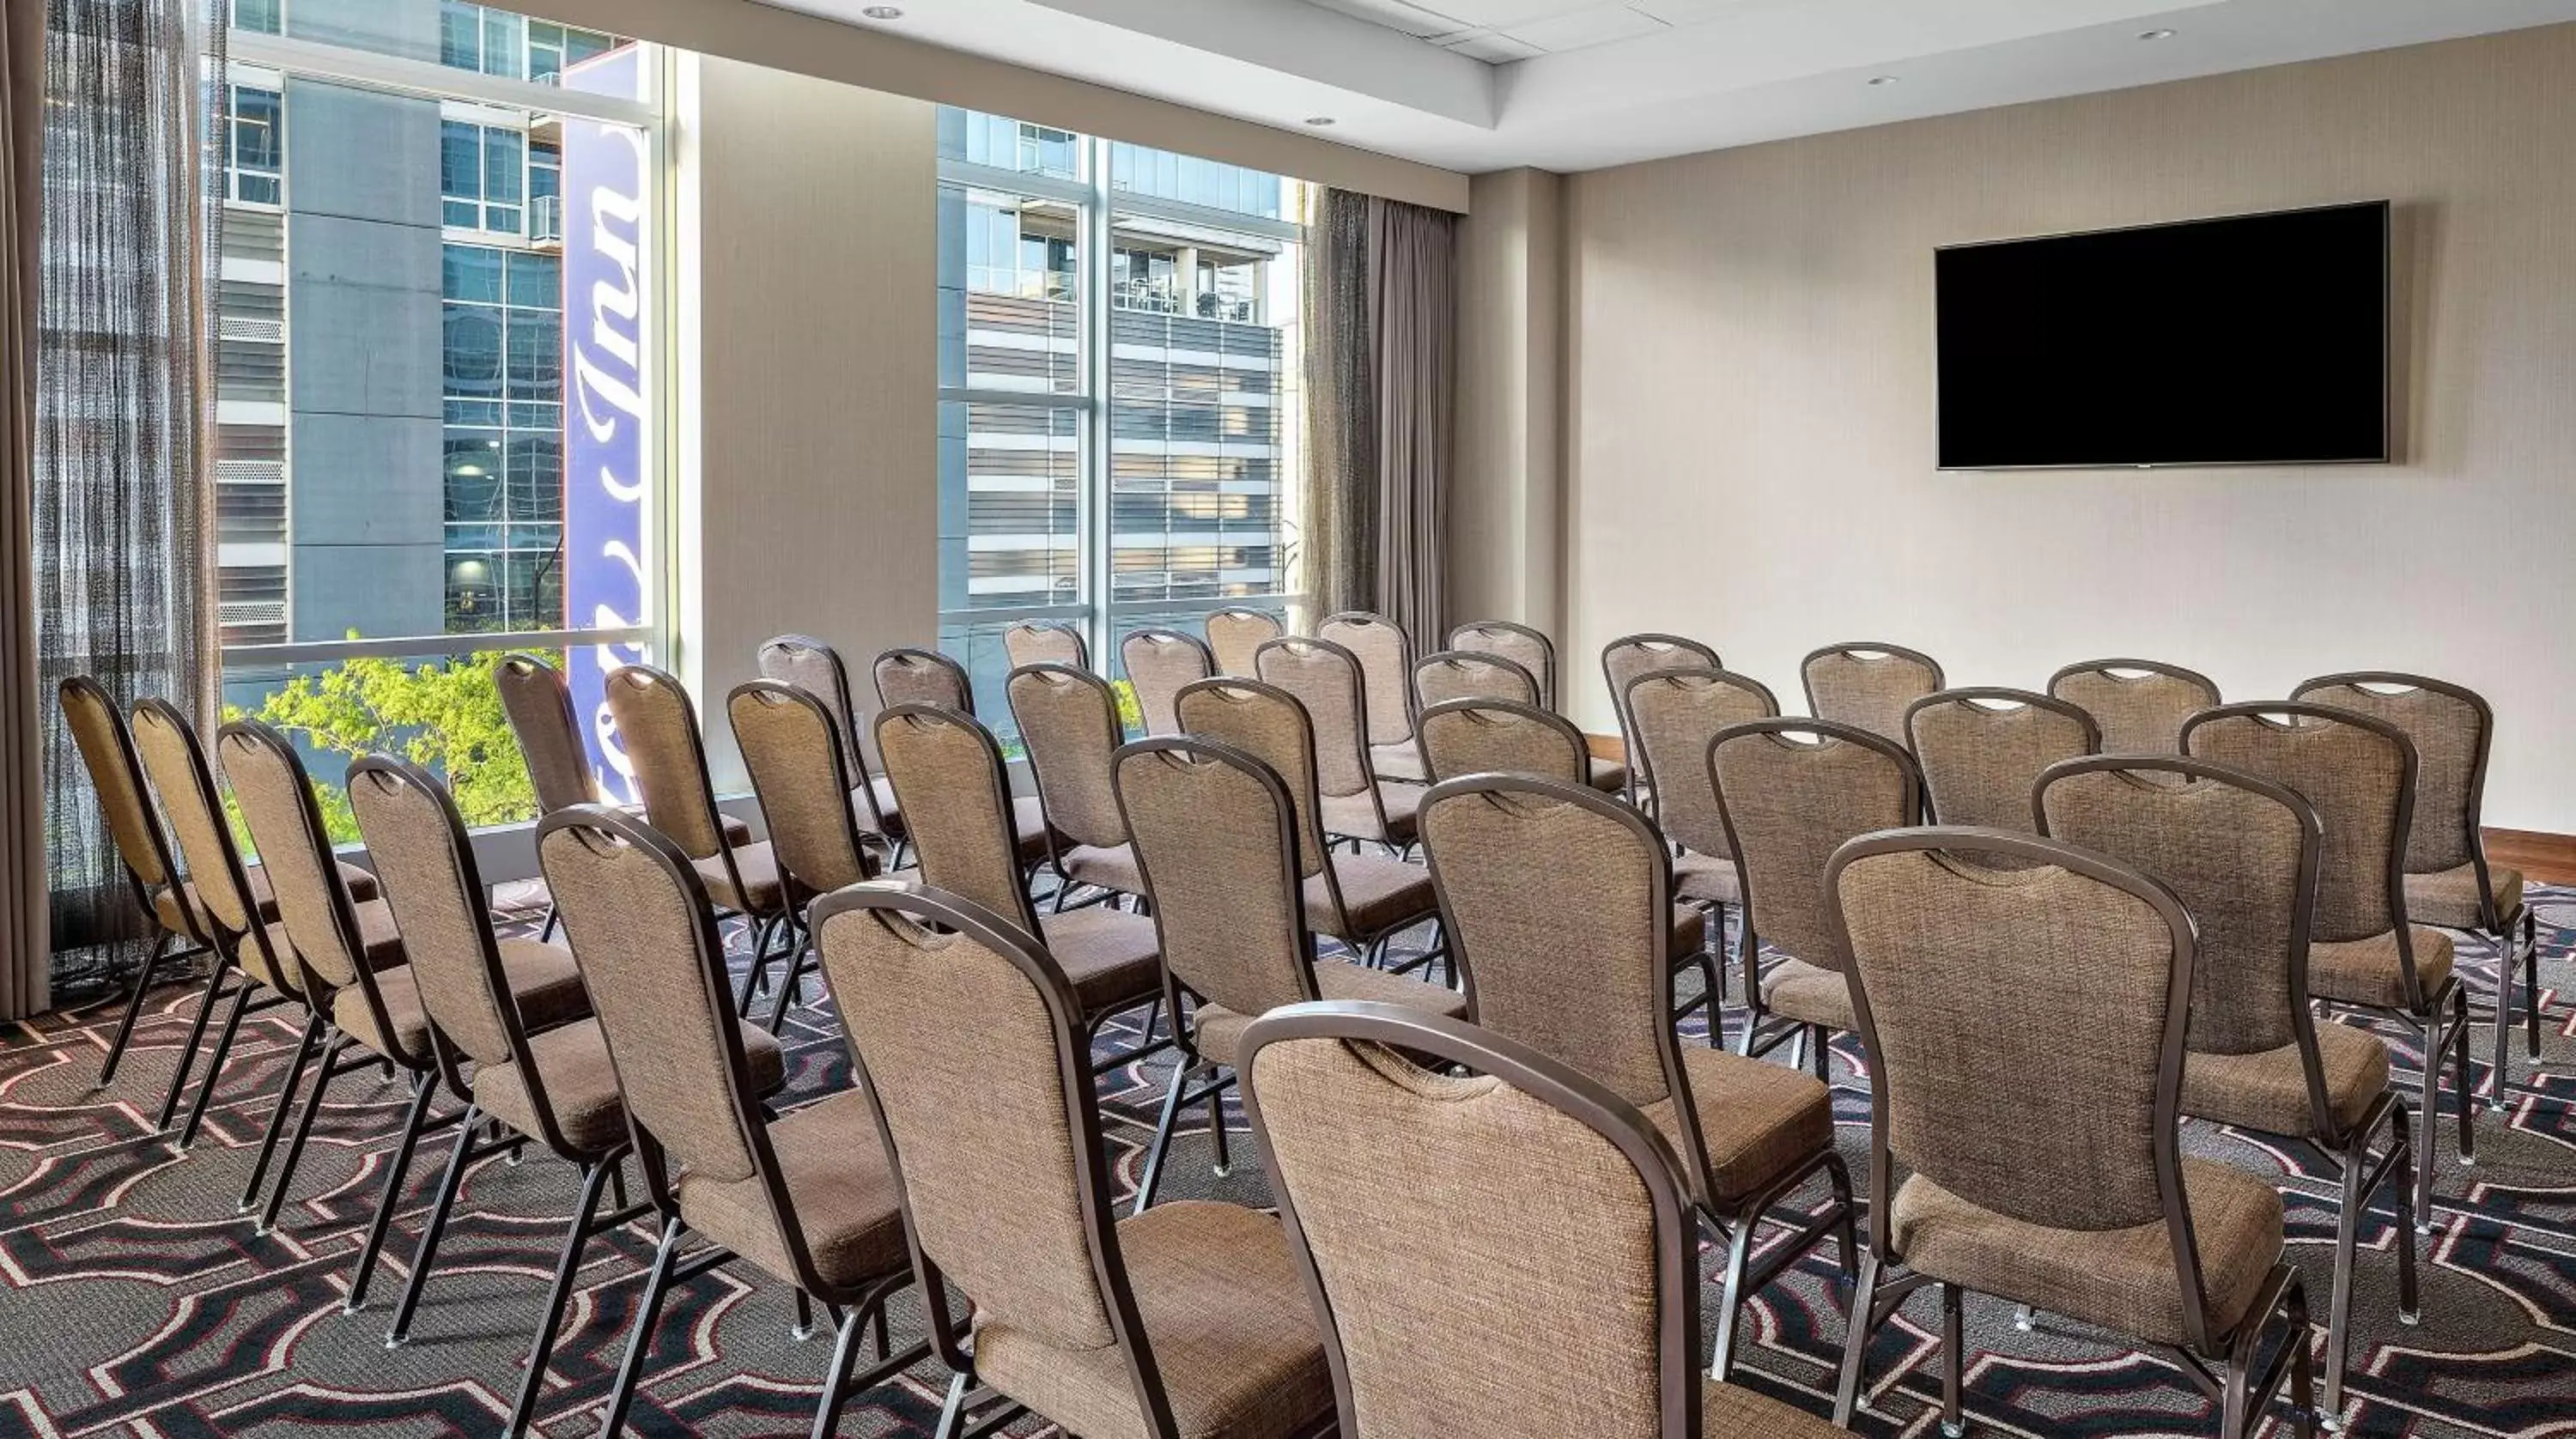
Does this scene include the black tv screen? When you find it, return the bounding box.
[1936,202,2390,469]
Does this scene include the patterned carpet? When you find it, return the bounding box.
[3,882,2571,1438]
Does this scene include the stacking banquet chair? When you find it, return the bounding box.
[2049,657,2221,763]
[1801,641,1945,744]
[1623,666,1780,981]
[872,645,1054,865]
[1417,774,1854,1379]
[1114,737,1465,1214]
[1176,677,1442,974]
[2038,756,2416,1423]
[1713,719,1923,1078]
[2184,701,2475,1217]
[756,634,903,864]
[1602,633,1721,807]
[729,680,886,1031]
[60,677,375,1100]
[343,756,789,1433]
[1903,688,2099,841]
[217,720,590,1313]
[1205,605,1285,678]
[1319,610,1425,783]
[2290,671,2538,1110]
[1121,626,1214,738]
[1449,618,1558,708]
[1008,663,1150,907]
[1825,828,2314,1439]
[605,665,799,1016]
[1413,696,1589,786]
[1239,1001,1852,1439]
[1411,648,1539,710]
[536,806,928,1439]
[875,702,1166,1069]
[1255,635,1427,852]
[807,881,1336,1439]
[1003,618,1090,671]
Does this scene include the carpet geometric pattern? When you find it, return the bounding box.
[3,884,2571,1437]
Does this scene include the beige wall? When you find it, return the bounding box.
[1453,168,1566,637]
[678,57,939,787]
[1556,23,2576,831]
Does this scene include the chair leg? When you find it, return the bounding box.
[805,1302,871,1439]
[1133,1060,1192,1217]
[2391,1097,2421,1314]
[2524,908,2542,1058]
[1808,1024,1832,1084]
[596,1217,685,1439]
[1940,1282,1965,1438]
[257,1035,349,1236]
[2451,988,2476,1169]
[1206,1071,1233,1179]
[2413,1016,2441,1223]
[768,932,813,1035]
[734,916,773,1017]
[1832,1250,1884,1426]
[96,932,180,1090]
[1698,949,1723,1050]
[2490,922,2516,1114]
[1706,1216,1759,1381]
[502,1161,615,1436]
[389,1103,484,1346]
[933,1371,975,1439]
[539,905,562,944]
[1825,1151,1860,1281]
[343,1071,440,1313]
[236,1011,325,1210]
[161,959,243,1137]
[2323,1124,2368,1423]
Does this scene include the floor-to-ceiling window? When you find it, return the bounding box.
[935,108,1305,739]
[212,2,665,834]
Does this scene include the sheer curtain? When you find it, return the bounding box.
[1300,187,1456,647]
[15,0,222,1014]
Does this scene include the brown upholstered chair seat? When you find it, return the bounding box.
[1191,960,1466,1066]
[255,896,407,994]
[2308,926,2455,1009]
[866,778,1049,860]
[1673,849,1741,907]
[153,859,380,933]
[864,777,906,835]
[2182,1025,2390,1136]
[1370,739,1430,785]
[1668,903,1708,959]
[1321,781,1426,847]
[1063,841,1144,896]
[615,802,751,847]
[1588,756,1628,792]
[690,840,789,916]
[970,1199,1332,1439]
[1704,1379,1848,1438]
[473,1013,787,1158]
[1036,906,1163,1016]
[335,939,589,1064]
[1642,1047,1835,1205]
[1889,1159,2284,1350]
[1303,853,1437,942]
[1758,956,1855,1032]
[676,1089,907,1290]
[2405,862,2520,931]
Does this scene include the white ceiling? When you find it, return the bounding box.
[775,0,2576,174]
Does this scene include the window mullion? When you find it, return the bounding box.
[1079,135,1115,666]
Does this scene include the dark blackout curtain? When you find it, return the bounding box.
[1301,187,1455,646]
[18,0,220,1012]
[3,0,46,1019]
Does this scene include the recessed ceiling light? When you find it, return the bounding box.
[2138,27,2176,40]
[861,5,903,19]
[1303,116,1336,127]
[1866,75,1900,86]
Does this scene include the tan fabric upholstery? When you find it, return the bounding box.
[1907,692,2095,843]
[1115,744,1316,1027]
[1449,621,1555,707]
[1704,1381,1849,1439]
[1177,682,1332,880]
[336,939,586,1067]
[345,763,526,1067]
[150,862,378,937]
[1641,1046,1834,1205]
[971,1199,1331,1439]
[260,895,403,992]
[2309,926,2455,1009]
[222,726,383,993]
[1003,622,1087,671]
[692,841,785,917]
[2293,679,2485,874]
[1413,651,1539,710]
[1037,906,1163,1017]
[729,686,873,897]
[1122,630,1212,738]
[677,1089,907,1290]
[1305,851,1435,943]
[60,680,173,891]
[877,707,1042,932]
[130,705,258,941]
[1204,609,1282,679]
[1759,956,1854,1031]
[1321,780,1421,847]
[473,1015,788,1160]
[2185,712,2408,945]
[1008,666,1129,851]
[2408,861,2520,931]
[1626,669,1776,859]
[1712,726,1915,970]
[1255,640,1377,805]
[756,634,873,776]
[1803,647,1942,744]
[602,666,732,861]
[2183,1025,2389,1135]
[1672,850,1740,907]
[1368,739,1430,785]
[1415,701,1587,786]
[1064,842,1143,896]
[1318,611,1415,750]
[1890,1160,2284,1349]
[1193,959,1464,1066]
[1588,756,1630,792]
[2050,664,2216,763]
[1602,635,1721,762]
[496,654,598,817]
[874,649,972,713]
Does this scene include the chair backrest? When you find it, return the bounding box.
[811,882,1176,1431]
[2048,658,2219,762]
[2037,757,2322,1066]
[1711,719,1922,969]
[1007,663,1129,853]
[601,664,732,862]
[1414,699,1589,786]
[1114,738,1318,1023]
[347,756,541,1103]
[1255,636,1378,804]
[1621,667,1777,859]
[756,632,882,787]
[1449,621,1557,709]
[58,677,179,902]
[1904,688,2099,848]
[729,681,874,898]
[217,720,391,1024]
[874,647,974,714]
[1801,641,1945,743]
[1003,621,1089,672]
[1241,1003,1700,1439]
[1318,610,1416,750]
[1119,628,1212,738]
[1412,650,1540,712]
[1205,606,1284,678]
[2182,702,2415,945]
[1601,634,1722,768]
[874,702,1042,932]
[1176,678,1330,881]
[128,699,262,944]
[1419,775,1705,1179]
[2290,672,2490,877]
[496,652,598,816]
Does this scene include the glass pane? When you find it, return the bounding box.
[440,121,481,203]
[938,184,1079,392]
[939,399,1082,617]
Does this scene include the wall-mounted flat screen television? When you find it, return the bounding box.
[1935,201,2391,469]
